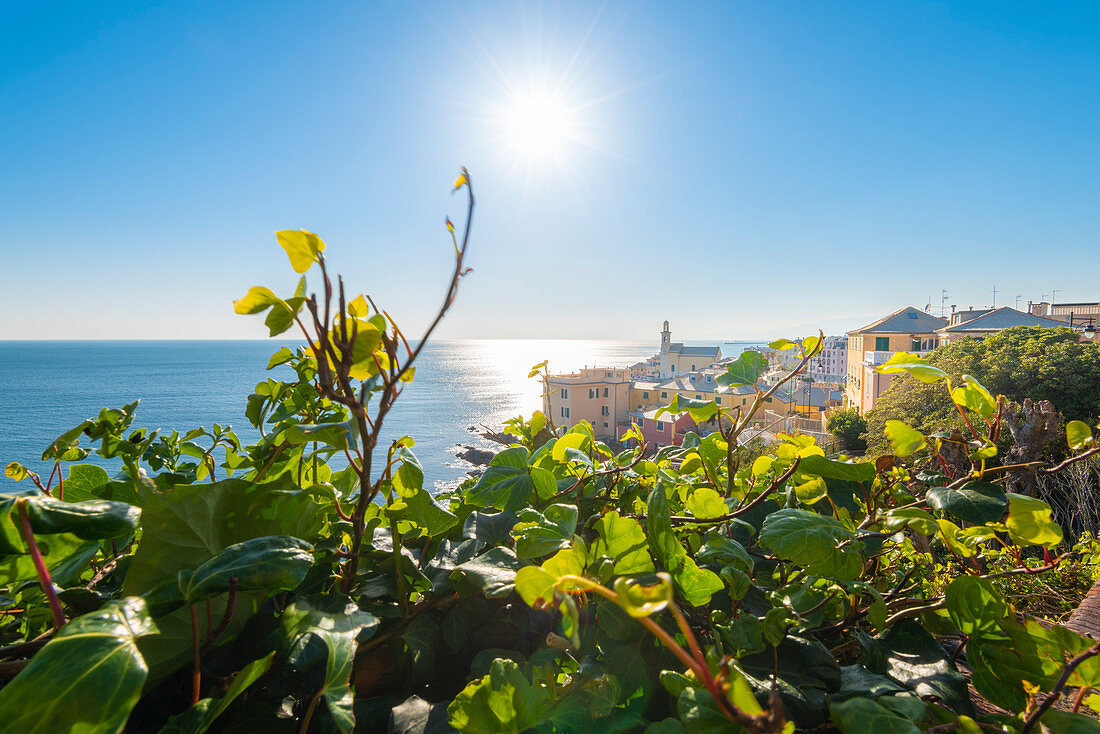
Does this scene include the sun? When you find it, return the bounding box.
[499,88,579,163]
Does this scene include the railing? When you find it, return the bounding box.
[863,349,932,365]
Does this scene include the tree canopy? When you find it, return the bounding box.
[866,327,1100,453]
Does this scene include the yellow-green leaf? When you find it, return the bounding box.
[613,573,673,618]
[1067,420,1094,450]
[794,476,828,505]
[275,230,325,273]
[347,294,370,318]
[884,420,927,457]
[233,286,281,315]
[4,462,28,481]
[685,487,728,519]
[1006,493,1063,548]
[874,353,948,383]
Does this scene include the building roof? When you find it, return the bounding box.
[641,407,691,421]
[786,385,835,408]
[654,374,720,394]
[939,306,1068,333]
[848,306,947,335]
[668,343,722,357]
[631,380,662,391]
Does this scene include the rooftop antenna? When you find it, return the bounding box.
[940,289,949,318]
[991,285,997,308]
[1052,289,1061,304]
[924,297,932,312]
[1015,294,1022,310]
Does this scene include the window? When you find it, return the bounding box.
[601,406,609,416]
[695,394,702,400]
[875,337,890,351]
[656,421,665,431]
[715,397,721,404]
[603,387,609,397]
[603,421,608,428]
[561,388,568,399]
[908,312,918,319]
[661,391,668,398]
[642,391,650,399]
[589,388,596,399]
[706,375,712,382]
[561,407,569,418]
[911,337,922,351]
[691,364,696,370]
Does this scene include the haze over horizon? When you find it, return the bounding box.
[4,2,1098,341]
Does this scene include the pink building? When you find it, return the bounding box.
[636,408,697,447]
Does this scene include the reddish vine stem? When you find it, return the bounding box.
[16,500,65,629]
[190,603,202,705]
[207,577,239,643]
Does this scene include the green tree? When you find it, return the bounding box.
[866,326,1100,453]
[825,407,867,452]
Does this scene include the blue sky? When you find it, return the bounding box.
[3,1,1098,341]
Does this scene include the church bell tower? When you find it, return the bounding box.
[661,320,671,351]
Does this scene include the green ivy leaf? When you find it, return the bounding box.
[716,350,768,387]
[282,422,351,450]
[467,447,544,511]
[447,658,555,734]
[759,508,861,580]
[1067,420,1094,450]
[685,487,729,519]
[645,486,723,607]
[873,353,948,384]
[179,535,313,602]
[0,598,158,734]
[884,420,926,458]
[950,375,997,419]
[945,576,1011,641]
[1006,492,1063,548]
[512,504,578,558]
[592,511,654,575]
[925,482,1007,525]
[282,599,379,734]
[829,697,920,734]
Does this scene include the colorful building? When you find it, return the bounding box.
[936,306,1068,344]
[657,321,722,378]
[844,306,946,413]
[807,335,847,382]
[544,367,630,441]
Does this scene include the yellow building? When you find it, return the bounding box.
[845,306,946,413]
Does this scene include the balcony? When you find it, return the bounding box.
[863,350,932,365]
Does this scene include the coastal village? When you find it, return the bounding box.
[543,299,1099,451]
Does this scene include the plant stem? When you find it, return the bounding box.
[190,603,202,705]
[298,689,323,734]
[16,500,65,629]
[389,517,409,617]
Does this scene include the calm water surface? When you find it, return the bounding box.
[1,340,670,491]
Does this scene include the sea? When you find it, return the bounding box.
[0,339,764,492]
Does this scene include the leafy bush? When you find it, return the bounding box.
[3,174,1100,733]
[825,408,867,453]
